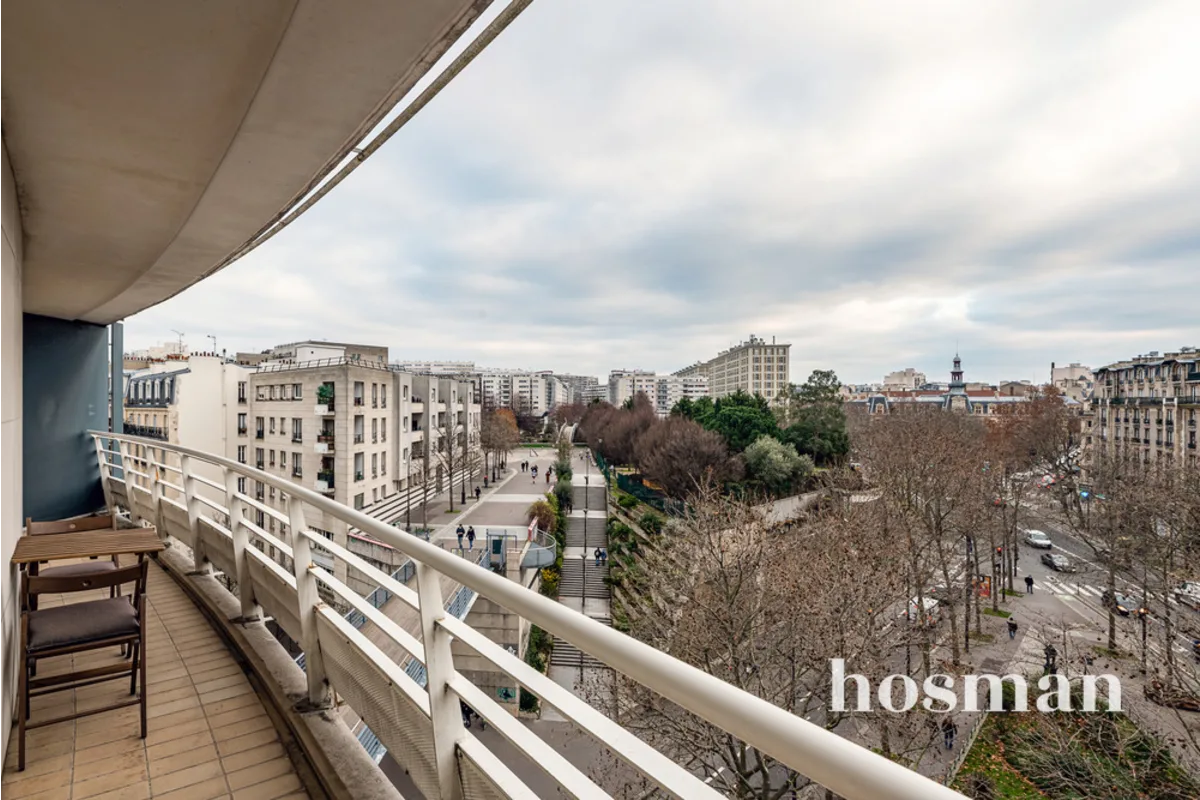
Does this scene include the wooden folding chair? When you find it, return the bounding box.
[17,559,149,771]
[25,514,122,577]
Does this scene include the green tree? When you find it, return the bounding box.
[743,435,814,493]
[708,392,778,453]
[777,370,850,465]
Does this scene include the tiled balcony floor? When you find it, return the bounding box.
[3,559,311,800]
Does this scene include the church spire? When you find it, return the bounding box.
[950,353,965,389]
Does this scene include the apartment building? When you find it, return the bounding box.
[676,334,791,402]
[1091,348,1199,465]
[123,353,253,506]
[655,374,710,415]
[608,369,660,407]
[242,344,480,590]
[882,368,927,391]
[392,360,477,376]
[1051,361,1094,402]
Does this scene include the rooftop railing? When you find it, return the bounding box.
[88,431,964,800]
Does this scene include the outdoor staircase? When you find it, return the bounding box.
[549,617,612,668]
[558,559,610,597]
[564,516,608,549]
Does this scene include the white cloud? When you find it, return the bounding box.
[129,0,1200,384]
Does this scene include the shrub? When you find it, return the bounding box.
[539,565,560,598]
[553,480,573,513]
[519,688,540,713]
[639,510,664,536]
[617,493,639,510]
[527,499,557,534]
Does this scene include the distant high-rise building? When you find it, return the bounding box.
[1091,347,1198,464]
[882,368,927,391]
[607,370,709,415]
[675,334,790,402]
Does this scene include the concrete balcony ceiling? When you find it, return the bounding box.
[4,0,492,324]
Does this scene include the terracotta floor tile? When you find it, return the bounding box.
[149,760,225,796]
[73,750,148,784]
[147,744,219,780]
[71,761,148,799]
[151,776,229,800]
[214,729,278,759]
[217,743,284,775]
[224,757,293,791]
[145,730,215,763]
[229,772,301,800]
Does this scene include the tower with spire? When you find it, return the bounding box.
[947,352,969,410]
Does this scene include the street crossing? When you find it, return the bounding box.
[1040,576,1182,607]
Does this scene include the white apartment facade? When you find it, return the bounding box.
[882,368,927,391]
[676,334,791,402]
[123,354,253,507]
[608,370,710,415]
[1050,361,1094,402]
[608,369,659,407]
[1091,348,1199,467]
[239,344,481,595]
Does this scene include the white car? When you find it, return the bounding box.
[1175,581,1200,610]
[1023,529,1052,549]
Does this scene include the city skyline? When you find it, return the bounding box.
[125,0,1199,386]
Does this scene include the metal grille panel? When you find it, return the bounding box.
[315,609,439,798]
[246,555,302,642]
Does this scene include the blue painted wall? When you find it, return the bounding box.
[22,314,108,520]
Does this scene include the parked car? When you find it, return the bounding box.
[1024,529,1053,549]
[1041,553,1076,572]
[1175,581,1200,610]
[1101,590,1148,617]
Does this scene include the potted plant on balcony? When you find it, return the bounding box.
[317,384,334,408]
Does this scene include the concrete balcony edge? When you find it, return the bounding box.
[154,544,401,800]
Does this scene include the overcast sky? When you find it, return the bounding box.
[127,0,1200,386]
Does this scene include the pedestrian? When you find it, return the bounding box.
[941,718,957,749]
[1024,575,1034,594]
[594,547,602,567]
[456,524,465,550]
[546,471,551,484]
[461,700,472,728]
[600,548,608,567]
[1007,618,1018,639]
[466,526,476,550]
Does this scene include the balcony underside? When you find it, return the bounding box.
[4,0,495,324]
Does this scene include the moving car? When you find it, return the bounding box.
[1040,552,1076,572]
[1023,529,1053,549]
[1174,581,1200,611]
[1101,590,1148,617]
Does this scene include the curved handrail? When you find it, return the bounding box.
[89,430,964,800]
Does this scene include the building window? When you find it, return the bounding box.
[269,417,276,434]
[292,418,303,442]
[372,418,378,443]
[256,448,264,467]
[237,477,246,494]
[372,453,378,477]
[354,381,364,406]
[354,452,364,480]
[403,385,409,400]
[237,446,246,463]
[269,450,275,467]
[372,488,379,502]
[280,451,287,468]
[269,385,278,400]
[256,417,264,438]
[354,493,365,510]
[238,381,247,402]
[293,383,302,400]
[372,383,378,408]
[381,385,387,408]
[381,419,386,442]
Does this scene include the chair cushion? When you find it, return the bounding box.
[38,560,118,578]
[27,598,139,651]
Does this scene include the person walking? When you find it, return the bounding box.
[600,548,608,567]
[1024,575,1034,594]
[594,547,602,567]
[1007,618,1018,639]
[474,485,482,502]
[941,718,958,750]
[456,524,465,550]
[466,526,476,551]
[546,470,552,484]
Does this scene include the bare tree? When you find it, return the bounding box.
[634,416,739,499]
[612,481,913,799]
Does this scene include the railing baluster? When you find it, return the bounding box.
[289,499,332,710]
[150,445,168,542]
[224,469,261,622]
[119,439,142,525]
[94,434,114,512]
[415,561,465,800]
[180,455,209,573]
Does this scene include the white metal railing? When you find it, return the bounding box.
[89,431,964,800]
